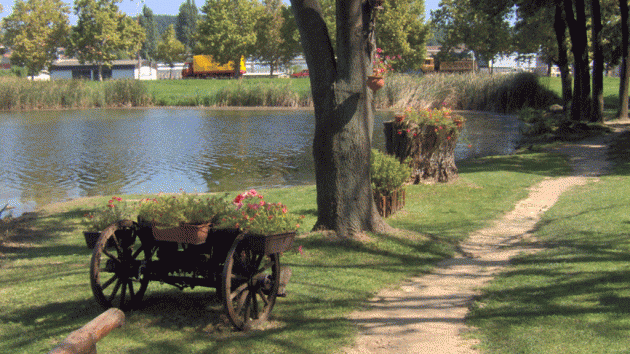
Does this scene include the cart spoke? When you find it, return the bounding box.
[229,282,249,301]
[128,280,135,299]
[102,273,118,290]
[108,279,122,302]
[251,291,259,319]
[257,288,270,306]
[120,279,128,305]
[102,249,119,262]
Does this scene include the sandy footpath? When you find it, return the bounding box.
[344,121,628,354]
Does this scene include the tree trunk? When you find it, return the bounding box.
[291,0,388,239]
[619,0,630,120]
[591,0,604,123]
[554,1,572,109]
[564,0,591,121]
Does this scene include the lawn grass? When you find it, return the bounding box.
[466,132,630,353]
[537,76,622,113]
[0,150,571,353]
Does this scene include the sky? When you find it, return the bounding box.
[0,0,441,21]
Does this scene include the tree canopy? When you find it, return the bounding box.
[1,0,70,77]
[176,0,199,52]
[139,5,158,61]
[195,0,259,75]
[71,0,145,80]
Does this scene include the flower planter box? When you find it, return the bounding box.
[245,232,296,255]
[374,188,406,218]
[150,223,211,245]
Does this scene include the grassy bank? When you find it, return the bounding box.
[466,133,630,353]
[0,151,571,353]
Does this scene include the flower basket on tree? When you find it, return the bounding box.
[370,149,411,217]
[367,48,399,92]
[383,106,465,183]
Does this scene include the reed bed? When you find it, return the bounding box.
[376,72,560,113]
[0,77,151,110]
[212,80,306,107]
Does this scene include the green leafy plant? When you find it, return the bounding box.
[137,192,231,228]
[370,149,412,195]
[217,189,303,235]
[83,196,136,232]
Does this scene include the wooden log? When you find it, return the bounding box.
[49,308,125,354]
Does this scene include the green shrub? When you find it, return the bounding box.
[370,149,412,195]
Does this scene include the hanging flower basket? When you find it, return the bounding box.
[366,75,385,92]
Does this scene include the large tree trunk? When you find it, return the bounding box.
[564,0,591,121]
[554,1,572,109]
[619,0,630,120]
[291,0,388,239]
[591,0,604,123]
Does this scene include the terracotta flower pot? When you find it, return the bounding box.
[367,75,385,92]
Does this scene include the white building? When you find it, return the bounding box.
[49,59,157,80]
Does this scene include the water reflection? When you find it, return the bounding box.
[0,108,521,215]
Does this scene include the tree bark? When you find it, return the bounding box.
[554,1,572,109]
[291,0,388,239]
[564,0,591,121]
[383,122,459,183]
[591,0,603,123]
[619,0,630,120]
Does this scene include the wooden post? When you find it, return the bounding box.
[49,308,125,354]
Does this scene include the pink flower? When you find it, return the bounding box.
[376,47,383,53]
[282,207,288,214]
[298,245,303,255]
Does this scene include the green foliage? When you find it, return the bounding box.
[1,0,70,77]
[71,0,145,80]
[137,192,232,228]
[370,149,412,195]
[195,0,259,74]
[156,24,186,72]
[216,189,303,235]
[431,0,512,64]
[138,5,158,60]
[82,196,136,232]
[375,0,430,72]
[176,0,199,52]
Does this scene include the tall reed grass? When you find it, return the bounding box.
[377,72,560,113]
[0,77,151,110]
[211,80,308,107]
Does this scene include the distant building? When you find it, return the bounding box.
[49,59,157,80]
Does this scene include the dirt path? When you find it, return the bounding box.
[344,122,629,354]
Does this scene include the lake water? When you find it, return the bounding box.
[0,108,521,216]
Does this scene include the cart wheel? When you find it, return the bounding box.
[90,220,152,310]
[222,235,280,330]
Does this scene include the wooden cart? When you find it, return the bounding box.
[88,220,294,330]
